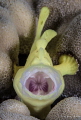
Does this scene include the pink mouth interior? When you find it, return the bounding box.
[25,72,55,95]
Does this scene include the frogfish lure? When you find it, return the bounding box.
[13,7,78,119]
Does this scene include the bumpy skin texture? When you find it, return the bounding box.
[0,52,12,92]
[47,14,81,98]
[0,99,30,116]
[0,99,39,120]
[0,0,35,97]
[46,97,81,120]
[0,6,19,63]
[26,0,33,6]
[0,0,36,54]
[36,0,81,98]
[0,7,15,95]
[0,112,39,120]
[37,0,81,31]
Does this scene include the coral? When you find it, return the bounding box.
[0,99,39,120]
[0,0,36,98]
[26,0,33,6]
[46,97,81,120]
[0,0,81,118]
[0,112,39,120]
[47,13,81,97]
[36,0,81,98]
[36,0,81,31]
[0,52,12,92]
[0,99,30,116]
[0,0,36,54]
[0,6,19,63]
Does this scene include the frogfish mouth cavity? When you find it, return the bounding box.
[20,64,64,99]
[25,71,54,95]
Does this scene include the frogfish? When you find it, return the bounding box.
[13,7,78,119]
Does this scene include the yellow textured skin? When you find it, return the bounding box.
[13,7,78,119]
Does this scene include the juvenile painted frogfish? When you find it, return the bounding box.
[13,7,78,119]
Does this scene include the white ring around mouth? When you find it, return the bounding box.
[20,64,64,100]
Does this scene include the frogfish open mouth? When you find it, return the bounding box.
[13,7,78,119]
[20,64,64,98]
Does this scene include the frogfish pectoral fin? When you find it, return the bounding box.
[54,55,79,76]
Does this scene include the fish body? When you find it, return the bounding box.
[13,7,78,119]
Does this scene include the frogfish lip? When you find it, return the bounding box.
[20,64,64,99]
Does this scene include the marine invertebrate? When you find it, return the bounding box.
[0,51,12,92]
[0,99,39,120]
[0,6,18,93]
[36,0,81,98]
[26,0,33,6]
[0,0,36,54]
[0,0,35,97]
[36,0,81,32]
[46,97,81,120]
[0,99,30,116]
[0,112,39,120]
[46,13,81,98]
[13,7,78,119]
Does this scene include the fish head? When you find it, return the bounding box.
[13,64,65,107]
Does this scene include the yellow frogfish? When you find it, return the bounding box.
[13,7,78,119]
